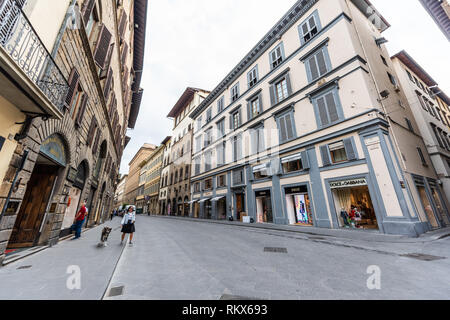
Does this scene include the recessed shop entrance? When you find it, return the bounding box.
[330,178,378,230]
[285,185,313,226]
[255,190,273,223]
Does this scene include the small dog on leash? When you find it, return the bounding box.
[97,227,112,247]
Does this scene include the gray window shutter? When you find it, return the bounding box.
[229,115,233,130]
[316,49,328,76]
[320,145,331,166]
[285,73,293,95]
[237,136,242,160]
[325,92,339,123]
[317,97,329,127]
[301,150,310,169]
[247,102,251,121]
[258,128,265,152]
[278,116,287,142]
[251,129,257,155]
[343,138,357,161]
[308,56,319,80]
[270,85,276,106]
[285,113,294,140]
[258,94,263,113]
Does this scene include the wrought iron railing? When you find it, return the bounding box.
[0,0,68,112]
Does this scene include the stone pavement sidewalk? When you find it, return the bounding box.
[0,219,126,300]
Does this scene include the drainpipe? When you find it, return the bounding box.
[0,150,29,223]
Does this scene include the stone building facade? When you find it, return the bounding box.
[0,0,148,264]
[189,0,449,236]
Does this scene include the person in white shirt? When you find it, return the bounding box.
[121,206,136,246]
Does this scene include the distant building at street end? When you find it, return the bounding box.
[159,88,210,217]
[114,174,128,209]
[123,143,157,210]
[419,0,450,41]
[392,50,450,214]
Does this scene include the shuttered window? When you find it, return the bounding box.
[313,89,341,128]
[75,94,88,128]
[276,110,296,143]
[417,147,427,166]
[247,66,259,88]
[103,67,113,98]
[216,142,226,166]
[233,169,244,185]
[320,138,358,167]
[92,129,101,155]
[250,125,265,155]
[269,72,292,106]
[87,117,98,147]
[65,68,80,108]
[232,135,243,161]
[82,0,95,26]
[121,42,128,69]
[269,43,285,69]
[100,43,115,79]
[118,10,127,40]
[299,11,321,45]
[305,46,331,82]
[122,66,129,92]
[94,25,112,69]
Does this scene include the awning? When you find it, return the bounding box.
[199,198,210,203]
[281,153,302,164]
[212,196,225,201]
[252,163,269,173]
[188,199,199,204]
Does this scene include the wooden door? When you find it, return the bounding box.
[236,194,244,220]
[8,165,57,248]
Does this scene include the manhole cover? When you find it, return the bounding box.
[220,294,262,300]
[264,247,288,253]
[17,265,32,270]
[400,253,446,261]
[108,286,124,297]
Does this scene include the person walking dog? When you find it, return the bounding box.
[121,206,136,246]
[72,200,88,240]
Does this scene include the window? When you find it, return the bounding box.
[204,178,213,190]
[387,72,397,86]
[230,109,241,130]
[248,95,261,120]
[417,147,427,166]
[206,108,212,123]
[406,70,414,82]
[282,151,309,173]
[205,151,212,171]
[269,43,285,69]
[194,182,200,193]
[276,109,296,143]
[217,96,225,114]
[253,163,270,180]
[417,92,428,112]
[299,11,320,45]
[195,135,202,152]
[320,138,358,166]
[247,66,259,88]
[217,174,226,188]
[232,169,244,185]
[304,46,331,83]
[269,71,292,106]
[216,142,226,166]
[217,118,225,138]
[232,135,243,161]
[381,55,388,66]
[312,88,342,128]
[194,157,201,175]
[431,123,445,149]
[204,129,213,148]
[250,125,265,155]
[405,118,414,132]
[197,116,202,131]
[231,83,240,102]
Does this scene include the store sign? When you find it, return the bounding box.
[330,178,367,189]
[255,190,269,197]
[285,186,308,195]
[40,134,67,166]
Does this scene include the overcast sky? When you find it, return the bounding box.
[119,0,450,175]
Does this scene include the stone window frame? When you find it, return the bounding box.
[269,42,285,70]
[298,9,322,46]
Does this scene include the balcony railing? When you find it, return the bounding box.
[0,0,68,111]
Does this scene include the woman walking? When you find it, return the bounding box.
[121,206,136,246]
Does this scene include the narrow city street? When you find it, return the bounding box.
[0,216,449,300]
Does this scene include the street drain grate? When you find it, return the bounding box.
[108,286,124,297]
[264,247,288,254]
[17,265,32,270]
[220,294,262,300]
[400,253,446,261]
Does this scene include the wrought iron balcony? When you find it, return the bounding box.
[0,0,68,112]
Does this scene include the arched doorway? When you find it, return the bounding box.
[8,134,67,248]
[60,160,89,236]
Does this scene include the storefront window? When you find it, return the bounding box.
[417,186,439,228]
[285,186,313,226]
[331,180,378,230]
[256,191,273,223]
[329,141,348,164]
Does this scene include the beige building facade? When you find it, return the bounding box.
[0,0,148,264]
[189,0,449,236]
[391,51,450,226]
